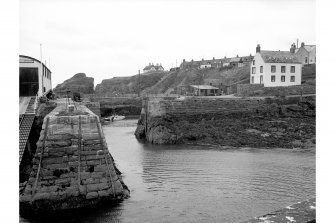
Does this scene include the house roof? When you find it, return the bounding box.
[229,57,241,62]
[190,85,219,90]
[19,55,52,73]
[302,45,316,52]
[259,50,301,64]
[143,64,164,71]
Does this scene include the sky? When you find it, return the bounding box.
[20,0,315,87]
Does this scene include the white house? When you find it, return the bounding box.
[200,62,212,69]
[19,55,52,97]
[250,44,302,87]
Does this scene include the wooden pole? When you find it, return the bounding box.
[138,70,141,97]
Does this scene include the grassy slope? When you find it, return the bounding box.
[95,71,167,96]
[144,66,250,94]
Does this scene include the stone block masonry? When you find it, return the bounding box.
[20,101,129,215]
[135,96,316,147]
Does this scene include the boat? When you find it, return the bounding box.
[103,115,125,122]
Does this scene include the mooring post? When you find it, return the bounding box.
[77,116,82,188]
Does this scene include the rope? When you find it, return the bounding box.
[31,116,49,200]
[77,116,82,188]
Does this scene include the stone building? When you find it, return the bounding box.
[295,42,316,65]
[180,55,253,70]
[250,44,302,87]
[178,85,219,96]
[143,63,164,73]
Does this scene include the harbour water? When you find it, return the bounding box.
[20,119,315,223]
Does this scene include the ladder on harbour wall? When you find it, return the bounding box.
[19,97,37,164]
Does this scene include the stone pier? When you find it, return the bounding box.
[19,101,129,215]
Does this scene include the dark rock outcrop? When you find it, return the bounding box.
[54,73,94,96]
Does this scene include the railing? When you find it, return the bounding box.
[33,92,39,114]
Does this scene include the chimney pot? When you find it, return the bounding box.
[256,44,261,53]
[290,43,296,53]
[301,42,305,47]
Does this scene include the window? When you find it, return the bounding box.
[290,66,295,73]
[271,75,275,82]
[281,66,286,73]
[290,76,295,82]
[252,60,255,65]
[260,66,263,73]
[281,76,285,82]
[271,65,276,73]
[252,67,256,74]
[305,57,308,63]
[251,76,254,84]
[43,87,46,92]
[260,75,263,84]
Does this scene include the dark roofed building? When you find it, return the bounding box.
[260,50,301,64]
[143,63,164,73]
[180,55,252,70]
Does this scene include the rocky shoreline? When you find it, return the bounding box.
[135,97,315,149]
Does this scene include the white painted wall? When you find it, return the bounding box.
[200,63,211,69]
[19,56,52,96]
[250,53,302,87]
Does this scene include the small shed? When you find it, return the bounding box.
[189,85,219,96]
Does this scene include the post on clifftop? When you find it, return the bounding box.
[138,70,141,97]
[66,90,71,111]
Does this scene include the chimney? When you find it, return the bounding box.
[301,42,305,47]
[202,58,204,61]
[290,43,296,53]
[236,54,239,58]
[213,57,215,60]
[183,59,185,63]
[256,44,261,53]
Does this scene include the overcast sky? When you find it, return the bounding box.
[20,0,315,87]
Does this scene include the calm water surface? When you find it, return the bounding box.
[21,119,315,223]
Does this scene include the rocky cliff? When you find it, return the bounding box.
[53,73,94,96]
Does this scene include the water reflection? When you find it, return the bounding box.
[20,120,315,223]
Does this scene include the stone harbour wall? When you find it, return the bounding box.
[20,103,129,215]
[146,97,264,118]
[135,96,316,147]
[90,97,142,116]
[236,83,316,97]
